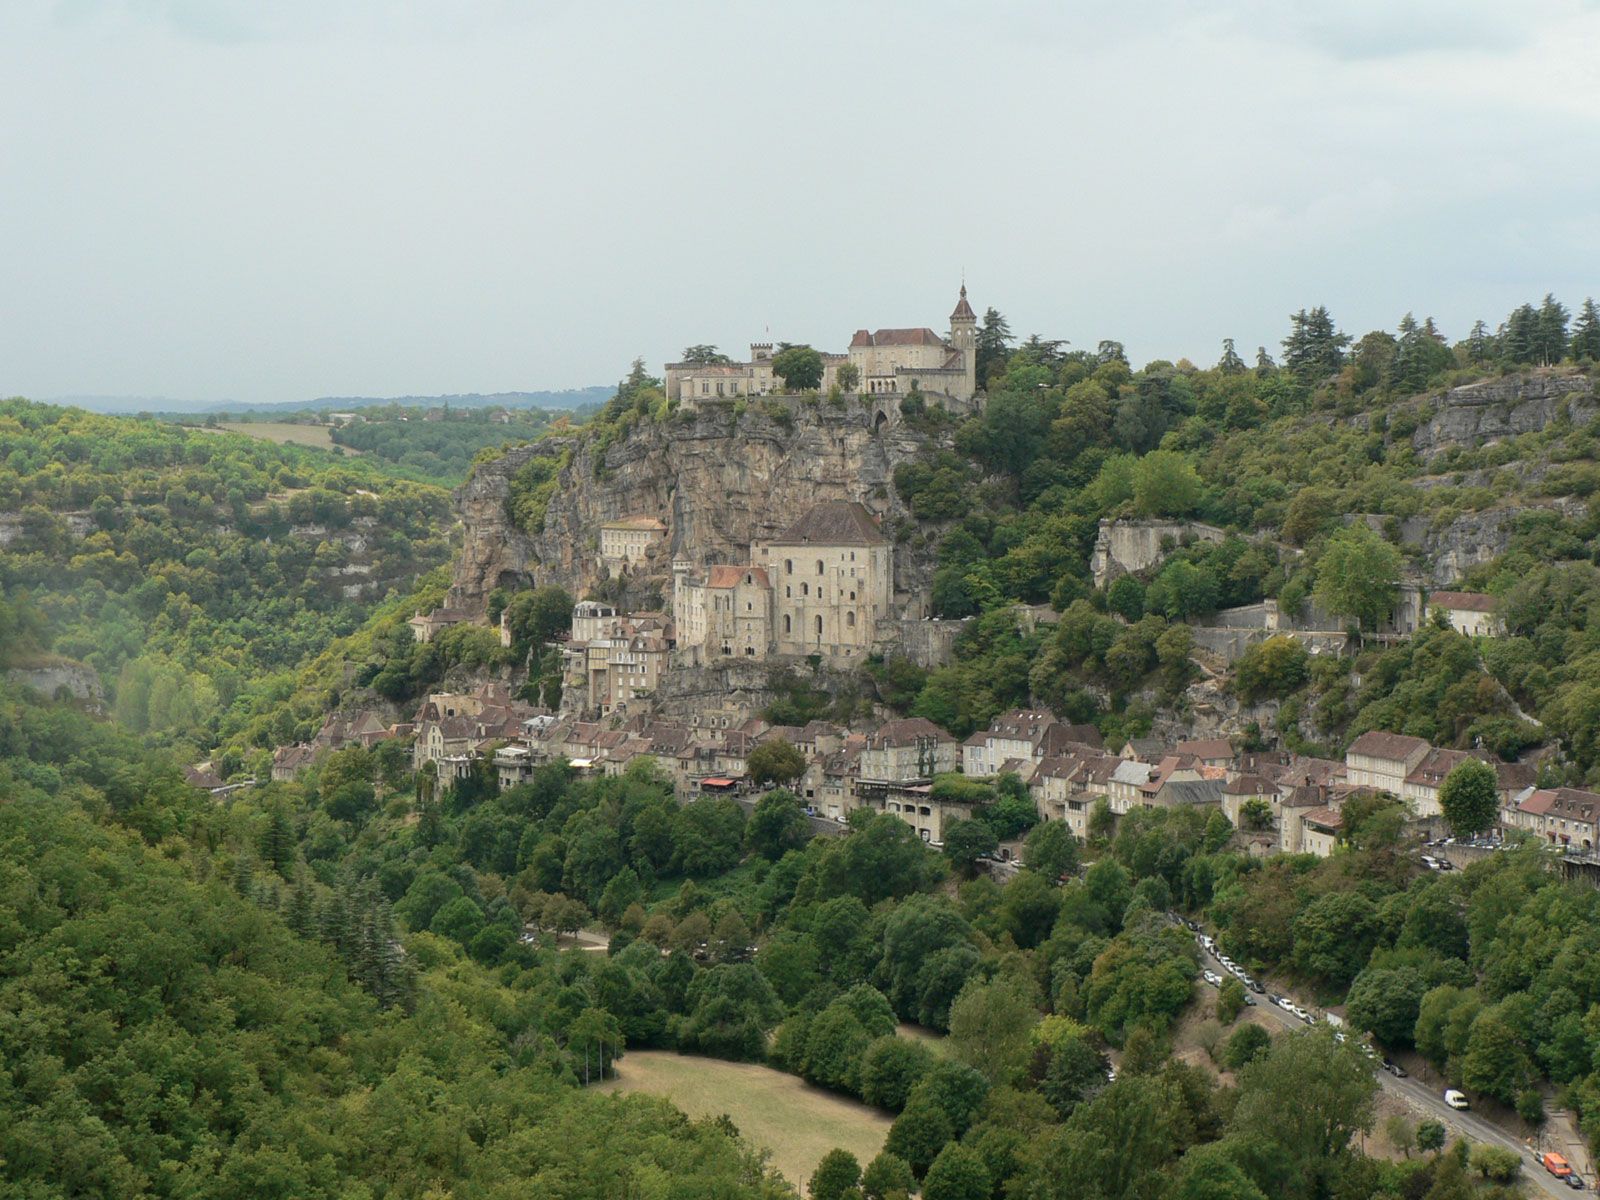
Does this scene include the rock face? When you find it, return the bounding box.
[7,660,104,708]
[1090,519,1228,590]
[1399,499,1588,587]
[1409,371,1597,460]
[449,396,953,616]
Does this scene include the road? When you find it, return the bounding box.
[1192,936,1576,1198]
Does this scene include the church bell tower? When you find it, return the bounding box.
[949,282,978,401]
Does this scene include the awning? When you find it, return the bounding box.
[701,777,736,787]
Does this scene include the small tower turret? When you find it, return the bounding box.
[949,283,978,401]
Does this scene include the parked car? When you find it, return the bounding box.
[1566,1174,1585,1190]
[1203,970,1222,986]
[1242,994,1256,1006]
[1437,859,1455,871]
[1247,979,1265,994]
[1546,1153,1575,1179]
[1382,1060,1407,1078]
[1444,1089,1470,1110]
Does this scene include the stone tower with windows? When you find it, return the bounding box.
[949,283,978,400]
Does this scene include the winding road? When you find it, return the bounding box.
[1192,935,1577,1197]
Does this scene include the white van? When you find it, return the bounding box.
[1444,1089,1470,1110]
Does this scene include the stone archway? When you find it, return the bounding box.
[873,408,890,434]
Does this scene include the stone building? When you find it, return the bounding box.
[858,718,959,784]
[663,285,979,409]
[758,501,892,662]
[1426,591,1503,638]
[1344,731,1431,796]
[600,516,667,567]
[673,565,773,662]
[562,608,673,717]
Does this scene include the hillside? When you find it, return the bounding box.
[0,400,454,755]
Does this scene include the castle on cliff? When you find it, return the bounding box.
[663,285,980,410]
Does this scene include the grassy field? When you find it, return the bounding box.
[596,1050,892,1190]
[210,422,357,452]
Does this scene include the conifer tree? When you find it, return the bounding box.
[1536,292,1570,365]
[260,802,295,876]
[1282,306,1350,382]
[1572,298,1600,362]
[1217,337,1246,375]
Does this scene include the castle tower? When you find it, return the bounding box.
[949,283,978,400]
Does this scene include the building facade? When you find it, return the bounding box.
[663,286,979,409]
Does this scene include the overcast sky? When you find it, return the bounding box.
[2,1,1598,405]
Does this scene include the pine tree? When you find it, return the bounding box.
[1281,306,1350,382]
[1255,346,1277,375]
[287,878,315,937]
[1217,338,1246,374]
[1501,303,1539,364]
[230,851,255,899]
[975,307,1014,389]
[1464,319,1496,363]
[1536,292,1570,365]
[260,803,295,877]
[1572,298,1600,362]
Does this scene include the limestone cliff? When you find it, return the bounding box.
[1407,370,1597,460]
[449,396,953,615]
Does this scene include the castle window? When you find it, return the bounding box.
[815,615,823,638]
[783,615,791,634]
[785,586,791,598]
[785,559,792,575]
[849,591,855,601]
[701,382,709,394]
[846,611,856,628]
[802,583,808,596]
[816,560,824,575]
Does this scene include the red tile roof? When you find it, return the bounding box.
[848,327,948,348]
[1428,591,1497,613]
[1347,731,1431,763]
[707,565,770,589]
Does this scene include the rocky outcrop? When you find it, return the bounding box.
[1409,371,1597,460]
[449,396,954,614]
[1398,499,1588,587]
[1090,519,1228,589]
[7,660,104,708]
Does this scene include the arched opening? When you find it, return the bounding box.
[815,615,823,639]
[846,611,856,628]
[873,409,888,433]
[816,560,824,575]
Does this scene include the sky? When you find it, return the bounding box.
[2,0,1598,406]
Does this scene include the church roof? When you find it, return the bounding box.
[768,501,888,547]
[951,284,976,322]
[707,565,770,589]
[849,327,947,348]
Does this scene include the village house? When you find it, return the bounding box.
[858,718,959,784]
[407,606,474,643]
[962,709,1064,777]
[1344,731,1431,796]
[599,516,667,567]
[1426,590,1503,638]
[562,606,672,717]
[1175,738,1235,770]
[1503,787,1600,852]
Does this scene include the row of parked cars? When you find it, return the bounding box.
[1419,854,1456,872]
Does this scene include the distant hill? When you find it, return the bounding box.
[47,387,614,416]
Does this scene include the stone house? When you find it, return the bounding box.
[1344,731,1431,796]
[859,718,959,784]
[1505,787,1600,851]
[1426,591,1503,638]
[599,516,667,567]
[407,606,473,643]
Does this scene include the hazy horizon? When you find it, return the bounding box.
[3,0,1597,405]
